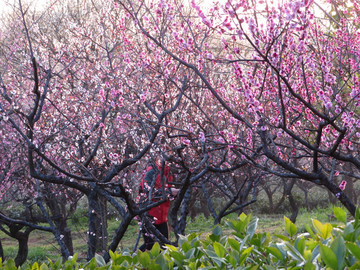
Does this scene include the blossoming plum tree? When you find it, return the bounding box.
[0,0,185,262]
[120,0,359,216]
[1,0,359,263]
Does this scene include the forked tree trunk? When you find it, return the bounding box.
[8,225,33,267]
[14,229,31,267]
[45,196,74,256]
[262,184,275,210]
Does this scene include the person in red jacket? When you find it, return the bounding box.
[139,165,178,251]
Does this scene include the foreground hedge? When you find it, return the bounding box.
[1,207,360,269]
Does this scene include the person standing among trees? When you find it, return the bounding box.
[139,164,179,251]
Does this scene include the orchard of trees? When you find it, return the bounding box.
[0,0,359,265]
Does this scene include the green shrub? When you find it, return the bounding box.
[1,207,359,269]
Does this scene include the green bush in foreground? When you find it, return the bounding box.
[1,207,359,269]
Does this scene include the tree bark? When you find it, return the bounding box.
[323,179,356,216]
[0,239,3,262]
[285,179,299,223]
[45,195,74,256]
[324,182,356,217]
[8,225,33,267]
[95,195,108,252]
[87,190,108,260]
[103,212,133,262]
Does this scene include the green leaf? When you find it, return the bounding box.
[47,258,62,270]
[84,257,97,270]
[95,253,106,266]
[156,254,172,269]
[311,244,320,262]
[32,262,40,270]
[319,244,338,270]
[237,213,251,234]
[346,243,360,260]
[149,260,162,270]
[150,242,161,257]
[109,250,116,261]
[227,238,240,251]
[228,253,237,267]
[284,216,297,238]
[226,220,241,235]
[39,263,49,270]
[343,223,356,242]
[181,241,192,252]
[213,241,226,258]
[265,246,284,261]
[185,248,196,259]
[210,256,226,267]
[239,246,253,265]
[210,226,222,242]
[312,219,332,239]
[303,261,316,270]
[304,224,316,240]
[4,259,16,270]
[165,244,177,251]
[138,251,151,267]
[71,253,78,262]
[230,249,240,265]
[331,237,345,269]
[247,217,258,239]
[275,234,291,242]
[239,212,248,222]
[355,208,360,228]
[295,238,306,255]
[355,228,360,241]
[178,234,188,247]
[333,207,347,224]
[285,242,305,264]
[168,250,186,263]
[348,262,360,270]
[213,225,222,236]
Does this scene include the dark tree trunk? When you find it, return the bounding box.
[303,188,309,210]
[87,190,108,260]
[200,195,210,219]
[45,196,74,256]
[343,163,356,204]
[169,174,192,242]
[175,188,191,236]
[201,182,217,221]
[14,229,31,267]
[8,226,33,267]
[57,219,74,256]
[323,179,356,217]
[274,180,287,212]
[0,239,3,262]
[288,192,299,223]
[87,190,97,260]
[286,179,299,223]
[262,184,275,210]
[95,195,108,252]
[103,212,133,262]
[295,182,310,210]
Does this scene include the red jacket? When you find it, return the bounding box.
[141,166,173,224]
